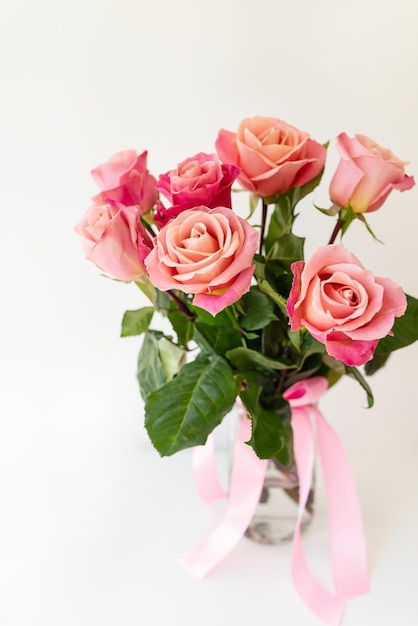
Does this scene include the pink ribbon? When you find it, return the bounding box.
[284,377,369,625]
[178,405,268,577]
[179,377,369,625]
[191,431,227,504]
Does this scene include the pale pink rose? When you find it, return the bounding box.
[287,245,407,366]
[215,116,326,197]
[145,206,258,315]
[91,150,158,213]
[75,202,152,281]
[329,133,415,213]
[154,152,239,228]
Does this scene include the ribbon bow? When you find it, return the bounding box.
[179,377,369,625]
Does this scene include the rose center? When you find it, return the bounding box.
[338,286,359,305]
[323,282,360,309]
[181,161,200,178]
[181,222,219,254]
[370,145,391,160]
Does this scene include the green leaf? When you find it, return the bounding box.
[300,332,323,352]
[158,338,187,381]
[121,307,154,337]
[364,353,391,376]
[192,328,213,355]
[345,366,374,408]
[240,386,291,460]
[258,279,288,314]
[145,355,239,456]
[299,334,326,365]
[266,232,305,267]
[264,197,293,254]
[226,347,297,372]
[191,305,243,355]
[137,331,166,400]
[155,288,172,309]
[194,320,243,356]
[374,294,418,353]
[167,309,194,347]
[365,294,418,376]
[239,287,278,331]
[356,212,383,243]
[190,305,231,326]
[321,353,346,376]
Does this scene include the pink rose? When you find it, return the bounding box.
[154,152,239,228]
[145,206,258,315]
[215,116,326,197]
[329,133,415,213]
[287,245,407,366]
[75,202,152,281]
[91,150,158,213]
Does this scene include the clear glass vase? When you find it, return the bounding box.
[244,457,314,544]
[228,407,315,545]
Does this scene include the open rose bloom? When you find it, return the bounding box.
[287,245,407,366]
[215,116,327,197]
[145,206,258,315]
[154,152,239,227]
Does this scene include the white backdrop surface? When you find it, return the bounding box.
[1,1,418,625]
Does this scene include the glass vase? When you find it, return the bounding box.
[244,457,314,544]
[228,407,315,545]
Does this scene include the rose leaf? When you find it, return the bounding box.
[144,355,239,456]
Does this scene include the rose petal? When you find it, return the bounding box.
[193,266,255,315]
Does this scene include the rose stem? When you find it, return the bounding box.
[142,220,157,239]
[166,290,196,322]
[276,345,290,394]
[328,219,343,245]
[258,199,268,255]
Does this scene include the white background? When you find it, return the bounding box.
[1,1,418,624]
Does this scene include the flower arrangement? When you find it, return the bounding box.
[75,115,417,464]
[76,115,418,625]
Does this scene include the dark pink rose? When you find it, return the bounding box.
[145,206,258,315]
[215,116,326,197]
[75,202,152,281]
[329,133,415,213]
[92,150,158,213]
[287,245,407,366]
[154,152,239,228]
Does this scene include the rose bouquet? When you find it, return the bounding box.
[75,116,417,463]
[76,116,418,623]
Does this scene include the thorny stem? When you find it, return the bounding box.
[328,219,343,245]
[258,199,268,255]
